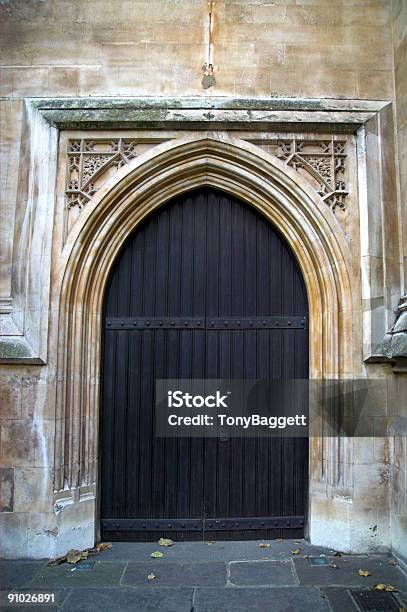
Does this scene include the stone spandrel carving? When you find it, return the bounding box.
[276,138,348,213]
[66,138,139,209]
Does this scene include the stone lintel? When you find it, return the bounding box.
[27,97,390,130]
[29,96,390,112]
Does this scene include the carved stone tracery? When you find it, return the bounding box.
[66,138,139,209]
[66,135,349,214]
[276,138,348,212]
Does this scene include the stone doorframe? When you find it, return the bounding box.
[1,98,401,553]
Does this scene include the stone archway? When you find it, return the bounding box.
[52,134,355,550]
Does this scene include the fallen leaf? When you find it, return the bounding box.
[388,558,397,566]
[294,541,302,544]
[150,551,164,558]
[259,543,270,548]
[399,607,406,612]
[358,569,371,577]
[207,541,216,545]
[158,538,175,547]
[291,549,301,555]
[67,549,82,564]
[374,583,398,592]
[47,556,67,566]
[95,542,112,553]
[80,551,89,560]
[334,551,342,557]
[147,572,156,581]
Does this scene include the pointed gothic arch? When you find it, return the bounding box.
[52,133,356,544]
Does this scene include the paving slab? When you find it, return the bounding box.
[293,555,407,588]
[0,560,46,588]
[229,560,297,586]
[29,561,126,588]
[350,588,405,612]
[194,586,331,611]
[60,587,193,611]
[320,587,359,611]
[122,561,226,587]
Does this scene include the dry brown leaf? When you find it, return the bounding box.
[259,543,270,548]
[150,551,164,558]
[95,542,112,553]
[207,541,216,545]
[399,607,406,612]
[291,549,301,555]
[388,558,397,566]
[80,551,89,560]
[147,572,156,581]
[358,569,371,577]
[374,583,398,592]
[158,538,175,547]
[67,549,82,564]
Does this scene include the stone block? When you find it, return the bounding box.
[0,467,14,512]
[0,374,22,420]
[0,420,35,467]
[8,68,49,98]
[21,374,57,421]
[0,512,29,558]
[284,43,393,71]
[357,70,393,100]
[48,67,80,97]
[14,468,53,514]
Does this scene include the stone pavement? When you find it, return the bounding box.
[1,539,406,611]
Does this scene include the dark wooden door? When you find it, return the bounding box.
[100,187,309,541]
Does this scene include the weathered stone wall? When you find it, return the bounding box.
[0,0,395,100]
[391,0,407,565]
[0,0,406,559]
